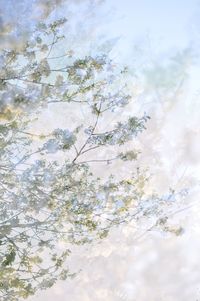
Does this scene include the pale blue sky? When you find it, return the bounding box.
[95,0,199,62]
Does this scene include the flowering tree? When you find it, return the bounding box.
[0,17,185,301]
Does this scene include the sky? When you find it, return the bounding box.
[1,0,200,300]
[92,0,199,60]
